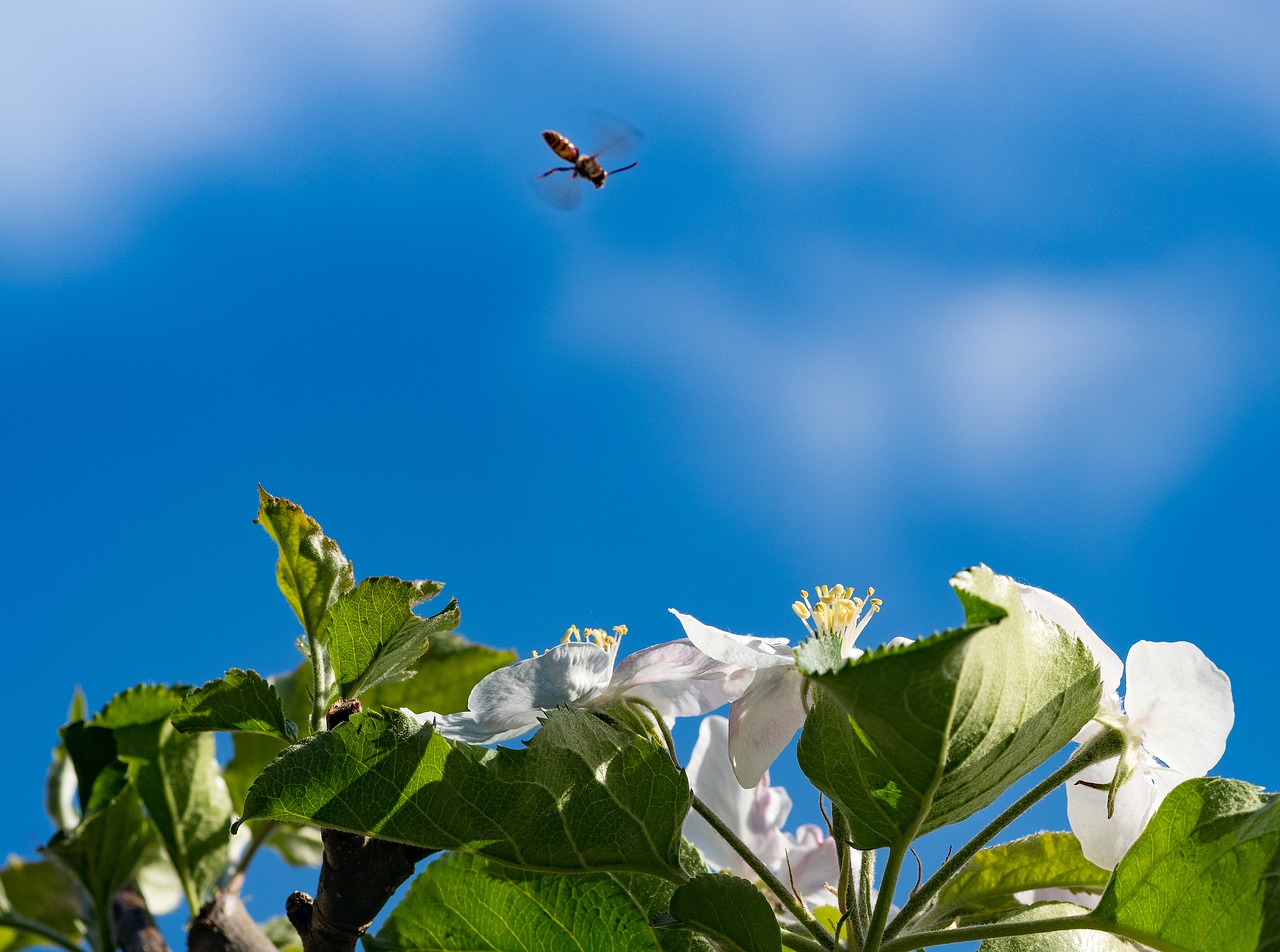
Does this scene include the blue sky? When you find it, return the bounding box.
[3,0,1279,940]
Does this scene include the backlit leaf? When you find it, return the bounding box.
[368,852,709,952]
[171,668,297,741]
[797,566,1101,849]
[326,577,460,700]
[240,707,689,879]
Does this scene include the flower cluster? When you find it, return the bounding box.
[409,572,1233,889]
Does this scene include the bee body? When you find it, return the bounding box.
[537,126,638,198]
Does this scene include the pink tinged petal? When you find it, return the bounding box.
[464,642,613,733]
[684,716,791,876]
[781,824,840,906]
[1123,640,1234,777]
[728,665,809,788]
[669,609,794,670]
[605,639,753,718]
[1066,757,1186,870]
[1018,583,1124,695]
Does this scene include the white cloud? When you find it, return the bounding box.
[0,1,457,260]
[556,252,1242,531]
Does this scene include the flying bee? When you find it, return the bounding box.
[535,121,640,208]
[538,130,638,188]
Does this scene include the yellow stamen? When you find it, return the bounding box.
[793,583,882,657]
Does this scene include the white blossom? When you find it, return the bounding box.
[672,584,882,788]
[409,625,751,744]
[683,715,840,910]
[1018,583,1233,870]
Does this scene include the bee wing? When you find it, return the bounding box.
[587,112,643,162]
[533,169,585,211]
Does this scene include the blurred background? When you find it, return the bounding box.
[3,0,1278,944]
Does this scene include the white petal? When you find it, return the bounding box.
[1018,583,1124,695]
[412,709,537,745]
[465,642,613,730]
[1123,640,1234,777]
[684,716,790,875]
[669,609,794,670]
[1013,888,1100,910]
[727,665,808,788]
[1066,757,1185,870]
[605,639,753,718]
[780,824,841,907]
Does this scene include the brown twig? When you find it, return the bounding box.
[282,699,433,952]
[189,892,278,952]
[111,883,171,952]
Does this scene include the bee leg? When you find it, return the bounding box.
[537,166,576,178]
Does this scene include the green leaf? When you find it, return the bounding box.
[259,916,303,952]
[1091,776,1280,952]
[44,785,151,952]
[60,720,128,815]
[240,707,690,879]
[0,858,91,952]
[45,690,87,833]
[930,832,1109,927]
[977,903,1131,951]
[171,669,297,741]
[668,874,782,952]
[224,664,313,812]
[224,638,514,812]
[257,825,324,867]
[94,685,233,913]
[367,852,709,952]
[796,565,1101,849]
[256,486,353,642]
[358,632,517,715]
[326,577,460,700]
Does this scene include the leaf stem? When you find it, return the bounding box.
[860,841,907,952]
[0,912,86,952]
[689,794,835,950]
[783,931,837,952]
[883,729,1124,940]
[308,642,331,734]
[830,809,858,951]
[856,847,875,948]
[880,912,1101,952]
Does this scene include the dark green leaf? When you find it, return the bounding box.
[930,832,1109,927]
[367,852,709,952]
[327,577,460,700]
[224,664,312,812]
[95,685,233,911]
[44,690,87,832]
[241,707,690,878]
[976,903,1131,951]
[797,565,1101,849]
[668,874,781,952]
[60,721,127,815]
[0,858,91,952]
[256,487,353,642]
[1092,776,1280,952]
[172,669,297,741]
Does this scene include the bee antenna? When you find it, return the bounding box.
[606,161,639,176]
